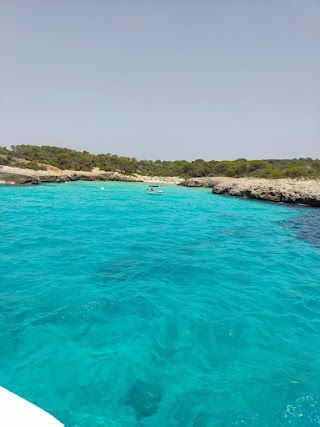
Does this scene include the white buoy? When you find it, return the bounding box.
[101,186,105,191]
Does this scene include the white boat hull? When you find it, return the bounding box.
[147,191,163,195]
[0,387,64,427]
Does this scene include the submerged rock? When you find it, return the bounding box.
[125,379,162,418]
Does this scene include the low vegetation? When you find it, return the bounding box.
[0,145,319,178]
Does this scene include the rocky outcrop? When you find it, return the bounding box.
[106,172,142,182]
[182,177,320,207]
[0,169,40,185]
[0,166,143,185]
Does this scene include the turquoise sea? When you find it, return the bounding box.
[0,182,320,427]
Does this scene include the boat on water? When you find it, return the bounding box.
[146,185,163,195]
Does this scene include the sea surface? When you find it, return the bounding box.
[0,182,320,427]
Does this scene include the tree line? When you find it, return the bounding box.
[0,144,319,178]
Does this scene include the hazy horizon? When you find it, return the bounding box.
[1,1,319,161]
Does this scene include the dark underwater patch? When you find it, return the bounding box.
[284,213,320,248]
[125,378,162,419]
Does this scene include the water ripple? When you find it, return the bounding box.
[0,182,319,426]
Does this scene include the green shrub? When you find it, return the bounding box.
[23,161,42,171]
[1,144,319,179]
[0,155,9,165]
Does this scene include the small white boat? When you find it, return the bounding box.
[146,185,163,195]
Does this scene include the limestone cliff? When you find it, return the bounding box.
[0,166,143,185]
[182,177,320,207]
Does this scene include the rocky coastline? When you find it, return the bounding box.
[182,177,320,207]
[0,165,143,185]
[0,165,186,186]
[1,165,319,207]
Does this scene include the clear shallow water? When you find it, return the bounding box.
[0,182,320,427]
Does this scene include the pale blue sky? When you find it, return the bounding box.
[1,0,319,160]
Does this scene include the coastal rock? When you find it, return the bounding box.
[0,166,143,185]
[183,177,320,207]
[0,168,40,185]
[107,172,143,182]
